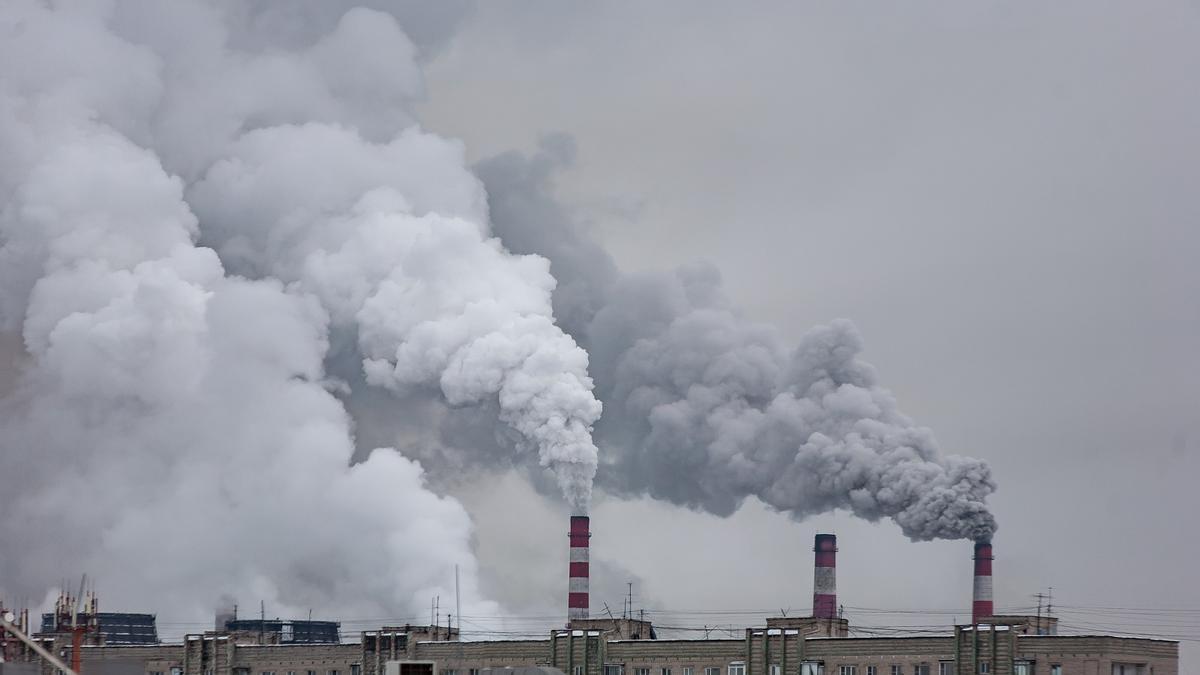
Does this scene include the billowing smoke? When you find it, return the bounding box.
[0,0,598,625]
[476,138,997,542]
[0,0,995,631]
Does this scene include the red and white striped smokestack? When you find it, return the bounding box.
[812,533,837,619]
[972,540,994,624]
[568,515,590,620]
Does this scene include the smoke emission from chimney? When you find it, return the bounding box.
[0,1,1000,629]
[477,140,999,543]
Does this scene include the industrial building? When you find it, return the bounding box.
[0,528,1179,675]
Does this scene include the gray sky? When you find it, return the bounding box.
[417,0,1200,660]
[0,0,1196,665]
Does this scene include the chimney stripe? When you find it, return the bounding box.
[568,515,590,621]
[812,533,838,619]
[972,540,994,623]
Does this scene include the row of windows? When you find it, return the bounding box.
[237,666,363,675]
[591,663,1065,675]
[156,661,1070,675]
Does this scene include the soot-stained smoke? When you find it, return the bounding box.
[477,137,997,542]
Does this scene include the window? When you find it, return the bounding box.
[263,671,276,675]
[801,663,824,675]
[471,670,481,675]
[329,670,341,675]
[914,666,931,675]
[866,668,876,675]
[977,664,989,675]
[839,667,856,675]
[663,669,672,675]
[684,669,694,675]
[444,671,458,675]
[352,666,361,675]
[890,668,902,675]
[771,666,781,675]
[171,668,183,675]
[575,668,585,675]
[1050,667,1062,675]
[307,671,317,675]
[939,664,956,675]
[1012,663,1031,675]
[1112,667,1146,675]
[636,668,651,675]
[706,669,720,675]
[604,667,624,675]
[289,671,297,675]
[729,664,745,675]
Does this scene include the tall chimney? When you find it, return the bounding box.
[568,515,590,621]
[812,533,837,619]
[972,540,994,623]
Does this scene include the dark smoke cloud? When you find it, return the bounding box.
[476,137,997,542]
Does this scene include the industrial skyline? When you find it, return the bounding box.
[1,1,1197,672]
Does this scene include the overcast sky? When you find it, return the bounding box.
[416,0,1200,659]
[0,0,1197,666]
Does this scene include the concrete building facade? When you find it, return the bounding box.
[10,616,1175,675]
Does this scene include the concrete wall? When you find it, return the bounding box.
[14,629,1176,675]
[1017,636,1178,675]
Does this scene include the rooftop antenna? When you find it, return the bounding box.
[603,603,615,620]
[455,565,461,634]
[72,574,86,630]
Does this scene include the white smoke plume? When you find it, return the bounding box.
[0,0,996,632]
[0,0,599,626]
[476,138,997,542]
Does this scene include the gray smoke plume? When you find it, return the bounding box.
[0,0,600,626]
[476,137,997,542]
[0,1,994,633]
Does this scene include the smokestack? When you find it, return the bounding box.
[972,540,994,623]
[812,533,837,619]
[568,515,590,621]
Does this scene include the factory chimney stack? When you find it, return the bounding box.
[568,515,590,621]
[972,540,994,624]
[812,533,837,619]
